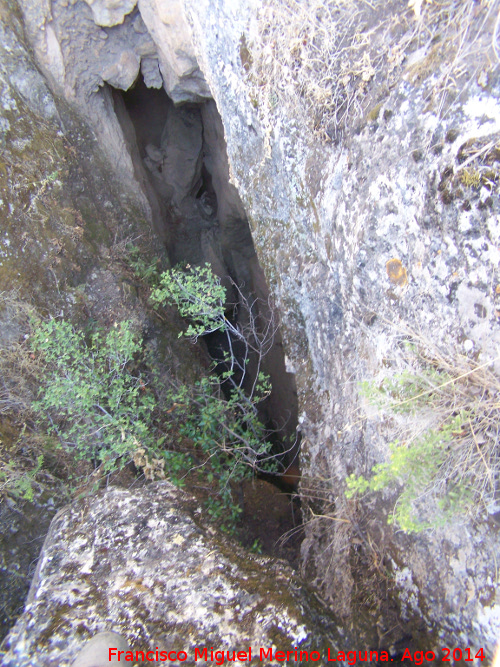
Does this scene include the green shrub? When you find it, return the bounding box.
[347,350,500,533]
[31,319,156,473]
[126,244,161,286]
[163,374,275,532]
[346,410,472,533]
[150,263,228,340]
[30,264,279,532]
[0,454,44,502]
[151,263,279,532]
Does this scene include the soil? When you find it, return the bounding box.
[238,478,302,566]
[165,464,304,567]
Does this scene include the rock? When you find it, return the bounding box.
[12,0,212,228]
[138,0,211,103]
[1,483,344,666]
[180,0,500,656]
[140,56,163,89]
[101,50,140,90]
[144,143,164,162]
[0,15,58,123]
[82,0,138,27]
[201,101,254,259]
[0,488,63,641]
[160,103,203,205]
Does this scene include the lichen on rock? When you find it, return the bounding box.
[178,0,500,655]
[3,0,500,657]
[2,483,344,666]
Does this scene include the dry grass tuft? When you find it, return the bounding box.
[406,338,500,519]
[247,0,499,140]
[0,294,43,417]
[356,327,500,528]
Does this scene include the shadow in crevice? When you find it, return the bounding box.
[112,75,300,490]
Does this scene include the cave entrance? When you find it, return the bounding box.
[111,76,300,494]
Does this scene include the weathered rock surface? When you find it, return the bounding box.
[0,0,205,639]
[0,10,58,125]
[83,0,138,27]
[4,0,500,656]
[179,0,500,656]
[0,486,65,641]
[138,0,211,103]
[2,483,344,666]
[18,0,209,106]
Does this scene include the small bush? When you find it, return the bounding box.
[126,244,162,286]
[31,319,156,473]
[347,342,500,532]
[151,263,279,532]
[0,454,44,502]
[162,374,275,532]
[28,263,279,533]
[150,263,228,340]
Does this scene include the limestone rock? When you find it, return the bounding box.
[160,103,203,205]
[0,13,58,122]
[138,0,211,103]
[15,0,210,181]
[82,0,138,27]
[101,50,140,90]
[140,56,163,89]
[1,483,343,666]
[0,491,63,641]
[181,0,500,656]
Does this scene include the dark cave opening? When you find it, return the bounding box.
[111,76,300,494]
[120,78,170,157]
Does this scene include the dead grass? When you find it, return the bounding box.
[356,325,500,526]
[247,0,499,140]
[403,336,500,519]
[0,294,43,417]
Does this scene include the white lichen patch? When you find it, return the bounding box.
[2,483,342,667]
[474,605,500,649]
[392,565,420,621]
[463,95,500,134]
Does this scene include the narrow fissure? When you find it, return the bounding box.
[111,76,301,554]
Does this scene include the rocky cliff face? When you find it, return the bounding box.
[182,0,500,654]
[2,0,500,657]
